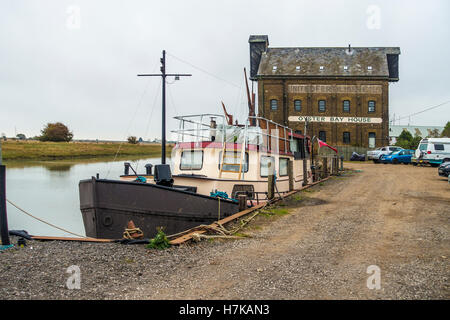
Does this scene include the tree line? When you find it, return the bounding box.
[394,121,450,149]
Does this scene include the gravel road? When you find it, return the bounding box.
[0,162,448,299]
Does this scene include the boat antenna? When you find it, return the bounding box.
[138,50,192,164]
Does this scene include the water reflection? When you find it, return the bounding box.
[4,156,165,237]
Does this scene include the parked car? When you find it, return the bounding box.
[438,160,450,178]
[412,138,450,167]
[367,146,403,163]
[380,149,415,164]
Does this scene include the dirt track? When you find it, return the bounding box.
[1,162,449,299]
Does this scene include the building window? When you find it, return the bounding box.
[368,100,376,113]
[318,100,326,112]
[260,156,275,177]
[270,99,278,111]
[180,150,203,170]
[343,132,350,144]
[319,131,326,142]
[279,158,289,176]
[294,100,302,112]
[343,100,350,113]
[294,130,302,135]
[369,132,376,148]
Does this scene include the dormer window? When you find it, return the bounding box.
[319,66,324,70]
[343,66,348,71]
[296,66,301,71]
[272,66,277,71]
[367,66,373,70]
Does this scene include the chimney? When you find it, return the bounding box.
[248,35,269,80]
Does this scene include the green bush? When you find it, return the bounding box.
[146,228,171,250]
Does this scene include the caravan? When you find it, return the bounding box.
[413,138,450,166]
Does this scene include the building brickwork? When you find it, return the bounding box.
[249,35,400,148]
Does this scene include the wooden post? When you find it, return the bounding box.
[288,160,294,191]
[332,156,337,175]
[303,158,308,186]
[238,194,247,211]
[0,165,10,246]
[340,156,344,171]
[267,161,275,199]
[322,157,328,178]
[303,122,308,187]
[313,158,319,182]
[267,175,274,200]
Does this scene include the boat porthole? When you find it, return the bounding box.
[103,215,113,226]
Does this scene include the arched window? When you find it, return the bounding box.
[270,99,278,111]
[343,100,350,113]
[343,132,350,144]
[318,100,326,112]
[368,101,376,113]
[294,100,302,112]
[319,131,326,142]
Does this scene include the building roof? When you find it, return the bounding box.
[389,125,444,138]
[257,46,400,80]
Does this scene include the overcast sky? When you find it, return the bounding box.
[1,0,449,141]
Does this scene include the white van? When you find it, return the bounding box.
[413,138,450,166]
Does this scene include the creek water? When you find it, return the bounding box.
[4,156,165,237]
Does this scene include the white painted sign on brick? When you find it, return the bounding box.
[288,116,383,123]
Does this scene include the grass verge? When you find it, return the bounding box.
[1,141,172,161]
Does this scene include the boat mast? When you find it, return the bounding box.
[138,50,191,164]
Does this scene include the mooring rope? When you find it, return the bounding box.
[6,199,86,238]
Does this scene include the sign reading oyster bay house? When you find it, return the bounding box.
[288,116,383,124]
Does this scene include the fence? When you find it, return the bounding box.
[335,146,371,161]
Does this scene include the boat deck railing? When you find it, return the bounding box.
[171,114,294,153]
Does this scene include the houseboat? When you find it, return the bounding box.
[79,52,316,239]
[79,113,312,239]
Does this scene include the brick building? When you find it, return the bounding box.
[249,35,400,148]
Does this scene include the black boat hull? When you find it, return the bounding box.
[79,178,240,239]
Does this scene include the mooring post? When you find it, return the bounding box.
[238,194,247,211]
[332,155,337,175]
[267,161,275,200]
[0,140,10,245]
[303,121,309,187]
[267,174,274,200]
[288,160,294,191]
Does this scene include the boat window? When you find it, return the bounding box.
[290,139,299,152]
[218,151,248,172]
[260,156,275,177]
[434,144,444,151]
[180,150,203,170]
[279,158,289,176]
